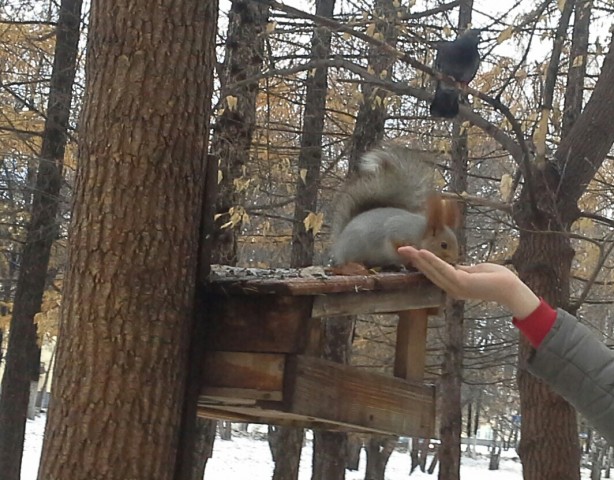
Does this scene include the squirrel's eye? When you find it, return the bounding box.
[441,241,448,249]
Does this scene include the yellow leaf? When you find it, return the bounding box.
[300,168,308,184]
[303,212,324,235]
[366,23,377,37]
[343,31,351,41]
[558,0,566,12]
[373,32,384,41]
[497,26,514,44]
[266,21,277,34]
[218,170,223,184]
[533,109,549,167]
[393,0,400,7]
[571,55,584,68]
[443,26,452,37]
[500,173,513,202]
[226,95,238,111]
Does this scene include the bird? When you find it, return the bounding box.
[429,28,481,119]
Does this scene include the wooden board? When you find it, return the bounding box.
[198,354,436,437]
[204,295,314,353]
[311,285,443,318]
[202,352,285,401]
[394,309,429,382]
[208,266,440,296]
[285,355,435,437]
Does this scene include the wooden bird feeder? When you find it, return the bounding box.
[198,266,444,438]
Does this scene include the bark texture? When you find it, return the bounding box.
[347,0,397,172]
[0,0,82,477]
[290,0,336,267]
[311,318,353,480]
[36,0,216,478]
[211,0,269,265]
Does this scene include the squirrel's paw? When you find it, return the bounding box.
[330,262,372,276]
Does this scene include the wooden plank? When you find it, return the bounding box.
[311,284,444,318]
[196,405,424,436]
[208,266,438,296]
[394,309,429,382]
[205,295,313,353]
[201,352,285,401]
[285,355,435,438]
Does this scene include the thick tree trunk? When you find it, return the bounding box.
[513,224,581,480]
[510,9,614,480]
[211,0,269,265]
[269,426,304,480]
[0,0,82,478]
[290,0,335,267]
[312,431,347,480]
[312,317,353,480]
[364,436,395,480]
[36,0,216,478]
[185,417,217,480]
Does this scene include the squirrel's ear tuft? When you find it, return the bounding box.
[425,194,445,231]
[442,199,461,228]
[425,195,461,231]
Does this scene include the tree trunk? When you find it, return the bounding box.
[347,0,397,172]
[269,426,304,480]
[0,0,82,477]
[290,0,335,267]
[562,0,592,138]
[312,317,353,480]
[312,431,347,480]
[274,1,337,477]
[211,0,269,265]
[437,3,472,479]
[511,9,614,480]
[36,0,216,478]
[364,436,395,480]
[345,434,362,471]
[186,418,217,480]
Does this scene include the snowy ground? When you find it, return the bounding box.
[22,414,592,479]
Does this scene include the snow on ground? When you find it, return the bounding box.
[22,414,592,479]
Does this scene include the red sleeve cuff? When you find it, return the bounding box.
[512,298,557,348]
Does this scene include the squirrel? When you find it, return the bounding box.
[330,143,460,268]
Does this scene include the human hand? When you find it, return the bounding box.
[398,246,540,319]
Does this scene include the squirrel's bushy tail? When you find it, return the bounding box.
[332,143,437,236]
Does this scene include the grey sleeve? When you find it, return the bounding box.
[528,309,614,443]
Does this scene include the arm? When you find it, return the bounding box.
[526,308,614,444]
[398,246,614,443]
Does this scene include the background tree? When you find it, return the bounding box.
[0,0,82,477]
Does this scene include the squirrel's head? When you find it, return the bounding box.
[421,195,460,264]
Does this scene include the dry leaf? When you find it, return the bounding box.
[571,55,584,68]
[500,173,513,202]
[303,212,324,235]
[299,168,308,184]
[497,26,513,44]
[226,95,238,111]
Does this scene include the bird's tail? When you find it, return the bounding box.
[429,83,459,118]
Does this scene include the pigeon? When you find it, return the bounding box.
[429,28,481,119]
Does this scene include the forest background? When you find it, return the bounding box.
[1,0,614,479]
